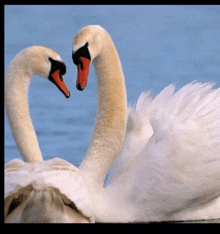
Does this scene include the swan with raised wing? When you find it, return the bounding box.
[4,46,94,223]
[72,25,220,222]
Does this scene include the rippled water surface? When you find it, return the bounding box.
[5,5,220,165]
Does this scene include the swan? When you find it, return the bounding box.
[4,46,94,223]
[72,25,220,222]
[5,45,70,163]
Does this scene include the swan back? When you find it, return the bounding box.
[5,158,94,223]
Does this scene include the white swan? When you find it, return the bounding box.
[72,25,220,222]
[4,46,94,223]
[5,45,70,163]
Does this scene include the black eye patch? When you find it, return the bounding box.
[72,42,91,65]
[49,57,66,76]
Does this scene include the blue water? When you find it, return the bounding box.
[4,5,220,165]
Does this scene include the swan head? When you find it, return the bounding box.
[72,25,105,90]
[16,46,70,98]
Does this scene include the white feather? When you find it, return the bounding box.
[109,82,220,221]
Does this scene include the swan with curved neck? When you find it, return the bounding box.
[73,25,127,188]
[5,46,70,162]
[5,46,94,223]
[72,25,220,222]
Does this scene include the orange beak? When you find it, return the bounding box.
[76,57,90,91]
[50,70,70,98]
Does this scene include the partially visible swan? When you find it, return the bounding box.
[72,25,220,222]
[4,46,94,223]
[5,158,94,223]
[5,46,70,162]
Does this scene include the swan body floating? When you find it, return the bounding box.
[72,25,220,222]
[4,46,93,223]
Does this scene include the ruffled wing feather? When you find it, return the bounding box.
[109,82,220,220]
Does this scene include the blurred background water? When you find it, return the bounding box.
[4,5,220,165]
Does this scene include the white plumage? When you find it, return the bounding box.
[5,158,94,223]
[72,25,220,222]
[108,82,220,221]
[5,25,220,223]
[4,46,92,223]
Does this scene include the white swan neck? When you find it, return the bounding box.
[79,32,127,187]
[5,56,43,162]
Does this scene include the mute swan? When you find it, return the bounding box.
[4,46,94,223]
[5,45,70,163]
[72,25,220,222]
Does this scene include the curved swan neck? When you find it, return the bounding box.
[5,53,43,162]
[79,31,127,187]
